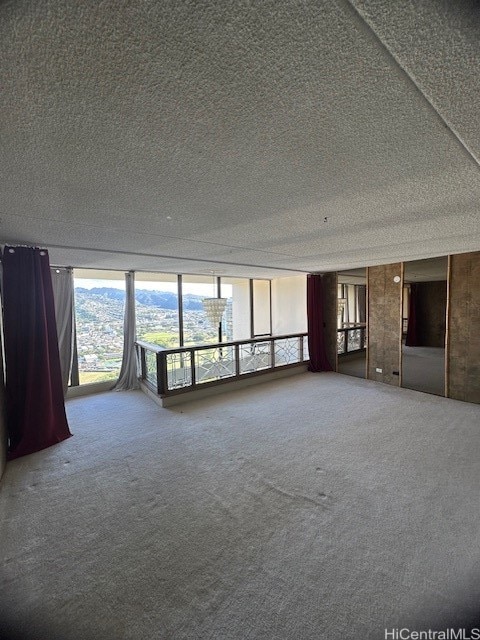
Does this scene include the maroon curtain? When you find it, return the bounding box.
[2,246,72,459]
[307,274,333,372]
[405,283,419,347]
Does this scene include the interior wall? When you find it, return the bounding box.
[447,251,480,404]
[414,281,447,347]
[367,263,402,386]
[231,281,251,341]
[252,280,271,336]
[322,272,338,372]
[271,276,307,335]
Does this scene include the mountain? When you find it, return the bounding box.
[74,287,204,311]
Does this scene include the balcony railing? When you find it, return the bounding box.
[337,324,367,355]
[136,333,309,397]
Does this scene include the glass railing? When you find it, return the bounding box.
[136,333,308,397]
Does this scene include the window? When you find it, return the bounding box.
[69,271,279,387]
[220,277,251,341]
[135,273,180,348]
[73,269,126,385]
[182,276,219,346]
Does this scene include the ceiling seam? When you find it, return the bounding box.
[341,0,480,171]
[0,214,298,258]
[40,243,307,274]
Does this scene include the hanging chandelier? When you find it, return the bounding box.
[202,274,227,327]
[202,297,227,327]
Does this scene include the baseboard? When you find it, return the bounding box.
[66,380,114,398]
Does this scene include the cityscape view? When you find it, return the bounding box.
[74,285,233,384]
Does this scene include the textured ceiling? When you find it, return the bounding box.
[1,0,479,278]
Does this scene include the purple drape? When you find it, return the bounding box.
[405,283,419,347]
[307,274,333,372]
[3,246,72,459]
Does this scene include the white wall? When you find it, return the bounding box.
[232,280,251,340]
[252,280,271,336]
[271,275,307,335]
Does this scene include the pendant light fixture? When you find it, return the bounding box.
[202,273,227,328]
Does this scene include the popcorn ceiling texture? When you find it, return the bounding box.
[0,0,479,275]
[350,0,480,162]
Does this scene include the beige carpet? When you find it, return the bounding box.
[1,373,480,639]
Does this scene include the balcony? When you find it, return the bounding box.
[136,325,367,405]
[136,333,309,403]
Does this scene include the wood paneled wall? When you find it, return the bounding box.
[322,272,338,371]
[367,263,403,386]
[447,252,480,403]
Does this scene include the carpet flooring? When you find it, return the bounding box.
[1,373,480,639]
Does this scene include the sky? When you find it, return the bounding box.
[74,278,232,297]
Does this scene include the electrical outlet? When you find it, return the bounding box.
[375,367,382,373]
